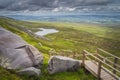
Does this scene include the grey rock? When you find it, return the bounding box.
[18,67,41,76]
[48,56,80,74]
[0,27,27,49]
[0,27,43,69]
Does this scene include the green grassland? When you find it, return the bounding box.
[0,16,120,80]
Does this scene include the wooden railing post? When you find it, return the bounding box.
[98,61,102,80]
[97,48,99,55]
[95,48,99,61]
[113,58,118,74]
[82,50,86,67]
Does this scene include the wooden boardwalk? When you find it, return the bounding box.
[82,48,120,80]
[85,61,118,80]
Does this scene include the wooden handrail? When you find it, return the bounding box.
[85,55,120,80]
[97,48,120,74]
[97,54,120,69]
[97,48,120,60]
[86,54,120,70]
[83,50,120,73]
[102,67,120,80]
[82,50,120,79]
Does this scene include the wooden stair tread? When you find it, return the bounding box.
[84,61,118,80]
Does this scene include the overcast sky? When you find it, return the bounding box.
[0,0,120,15]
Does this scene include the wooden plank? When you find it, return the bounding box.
[101,71,117,80]
[84,61,118,80]
[83,49,120,80]
[102,75,116,80]
[102,67,120,80]
[85,61,98,77]
[84,50,120,73]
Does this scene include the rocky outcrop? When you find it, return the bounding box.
[0,27,43,76]
[18,67,41,76]
[47,56,80,74]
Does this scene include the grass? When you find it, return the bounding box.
[0,67,21,80]
[0,17,97,80]
[29,21,120,40]
[0,16,120,80]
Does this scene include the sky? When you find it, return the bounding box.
[0,0,120,15]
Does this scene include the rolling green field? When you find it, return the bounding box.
[0,17,120,80]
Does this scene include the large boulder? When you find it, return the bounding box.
[18,67,41,76]
[48,56,80,74]
[0,27,43,69]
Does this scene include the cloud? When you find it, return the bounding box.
[0,0,120,12]
[66,7,76,11]
[83,0,112,5]
[52,7,76,12]
[52,8,60,12]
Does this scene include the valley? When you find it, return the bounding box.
[0,17,120,80]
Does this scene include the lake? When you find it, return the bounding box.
[35,28,59,36]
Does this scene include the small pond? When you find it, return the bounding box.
[35,28,59,36]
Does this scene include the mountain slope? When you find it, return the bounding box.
[0,17,96,80]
